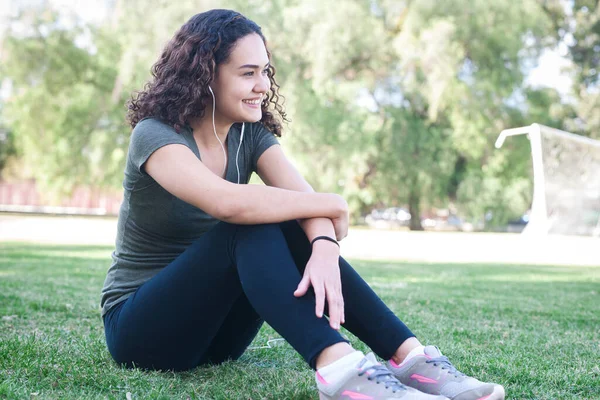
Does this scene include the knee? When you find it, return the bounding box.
[236,223,283,238]
[242,222,281,231]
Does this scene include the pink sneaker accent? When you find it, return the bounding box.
[340,391,375,400]
[316,372,328,385]
[477,396,492,400]
[410,374,438,384]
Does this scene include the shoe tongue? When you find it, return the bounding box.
[423,345,443,357]
[365,352,378,364]
[357,352,379,369]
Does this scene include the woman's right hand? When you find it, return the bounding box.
[331,195,349,241]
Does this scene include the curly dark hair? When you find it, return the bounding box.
[127,9,287,136]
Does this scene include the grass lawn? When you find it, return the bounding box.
[0,242,598,399]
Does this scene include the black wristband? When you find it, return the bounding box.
[310,235,339,247]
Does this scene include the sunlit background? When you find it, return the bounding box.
[0,0,598,245]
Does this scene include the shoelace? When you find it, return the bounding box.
[358,363,407,393]
[426,356,466,378]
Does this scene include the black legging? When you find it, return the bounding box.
[103,220,414,371]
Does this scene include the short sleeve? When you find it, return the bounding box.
[128,118,191,175]
[250,123,280,172]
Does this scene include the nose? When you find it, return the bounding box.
[255,73,270,94]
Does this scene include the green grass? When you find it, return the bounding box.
[0,242,599,400]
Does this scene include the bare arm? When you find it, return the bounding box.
[144,144,347,224]
[256,145,345,242]
[256,144,348,330]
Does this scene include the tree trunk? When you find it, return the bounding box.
[408,187,424,231]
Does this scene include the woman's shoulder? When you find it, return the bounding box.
[130,117,188,145]
[133,117,181,136]
[128,117,190,155]
[244,122,279,157]
[245,121,276,138]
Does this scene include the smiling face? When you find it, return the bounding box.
[210,33,270,125]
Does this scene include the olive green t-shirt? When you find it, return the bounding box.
[100,118,279,316]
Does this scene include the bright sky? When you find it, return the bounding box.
[526,46,573,97]
[0,0,109,32]
[1,0,574,98]
[0,0,109,25]
[47,0,110,25]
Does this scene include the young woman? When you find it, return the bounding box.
[101,9,505,400]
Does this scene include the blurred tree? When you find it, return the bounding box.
[540,0,600,139]
[0,125,16,176]
[397,1,554,227]
[1,6,126,194]
[0,1,218,194]
[234,0,554,227]
[0,0,566,229]
[106,0,220,105]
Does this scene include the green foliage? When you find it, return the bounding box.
[0,127,16,175]
[1,0,596,227]
[229,0,554,225]
[1,9,127,194]
[0,99,17,174]
[540,0,600,138]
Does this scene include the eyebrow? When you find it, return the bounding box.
[238,63,270,70]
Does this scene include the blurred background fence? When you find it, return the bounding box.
[0,181,122,215]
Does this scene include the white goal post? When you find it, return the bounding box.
[495,123,600,237]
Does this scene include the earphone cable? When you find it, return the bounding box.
[209,88,227,178]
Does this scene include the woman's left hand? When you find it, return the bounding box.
[293,240,344,330]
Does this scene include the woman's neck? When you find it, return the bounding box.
[188,110,233,148]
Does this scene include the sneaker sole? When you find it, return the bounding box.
[480,385,505,400]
